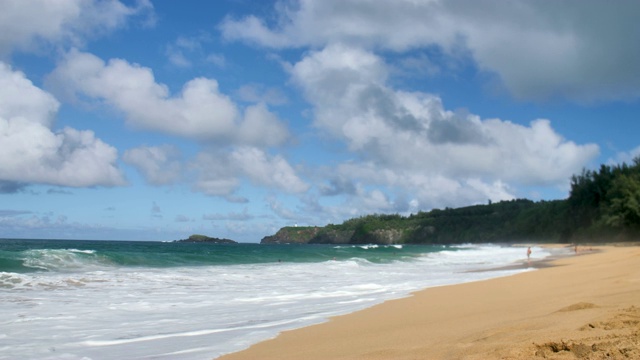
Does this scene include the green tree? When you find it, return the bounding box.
[604,173,640,229]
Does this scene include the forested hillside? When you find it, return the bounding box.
[263,158,640,244]
[568,157,640,239]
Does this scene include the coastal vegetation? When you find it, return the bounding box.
[263,157,640,244]
[176,234,237,244]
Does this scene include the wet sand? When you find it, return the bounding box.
[218,245,640,359]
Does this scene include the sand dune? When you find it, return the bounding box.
[218,245,640,359]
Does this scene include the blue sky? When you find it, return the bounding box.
[1,0,639,242]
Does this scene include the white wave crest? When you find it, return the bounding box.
[22,249,108,271]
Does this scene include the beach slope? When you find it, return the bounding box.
[218,246,640,359]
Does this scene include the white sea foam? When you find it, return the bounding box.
[21,249,110,272]
[0,244,569,360]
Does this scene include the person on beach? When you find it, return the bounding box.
[527,247,532,261]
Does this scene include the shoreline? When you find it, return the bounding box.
[473,243,596,273]
[218,245,640,359]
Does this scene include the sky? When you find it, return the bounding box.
[1,0,639,242]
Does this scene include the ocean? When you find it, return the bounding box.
[0,239,567,359]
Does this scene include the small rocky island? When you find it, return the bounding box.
[176,234,237,244]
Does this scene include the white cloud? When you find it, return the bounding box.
[166,48,192,68]
[123,145,183,185]
[0,62,125,188]
[331,162,514,211]
[185,146,309,198]
[289,44,598,207]
[230,147,309,193]
[0,63,59,126]
[206,53,226,68]
[165,35,227,69]
[189,151,240,197]
[46,50,289,146]
[358,188,393,212]
[124,144,308,198]
[237,103,289,146]
[0,120,124,188]
[165,36,204,68]
[266,195,299,220]
[0,0,153,57]
[610,146,640,166]
[220,0,449,49]
[221,0,640,102]
[174,36,200,51]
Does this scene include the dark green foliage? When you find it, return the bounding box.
[567,156,640,240]
[310,199,569,244]
[261,226,322,244]
[400,199,569,244]
[604,173,640,229]
[177,234,237,244]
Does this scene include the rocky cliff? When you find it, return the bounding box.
[308,229,354,244]
[352,229,404,244]
[261,226,321,244]
[260,226,405,245]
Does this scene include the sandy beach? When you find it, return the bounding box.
[218,245,640,360]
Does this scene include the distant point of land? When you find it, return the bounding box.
[176,234,237,244]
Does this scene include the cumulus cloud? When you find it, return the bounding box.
[188,147,308,198]
[319,176,357,196]
[0,0,153,57]
[293,45,598,181]
[46,49,289,146]
[122,144,309,201]
[266,195,299,220]
[0,62,125,188]
[230,147,309,193]
[330,162,514,212]
[288,44,598,206]
[123,145,183,185]
[221,0,640,102]
[190,151,241,197]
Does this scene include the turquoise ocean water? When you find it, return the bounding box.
[0,239,438,272]
[0,239,566,359]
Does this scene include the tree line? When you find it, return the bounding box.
[316,157,640,244]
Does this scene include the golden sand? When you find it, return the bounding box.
[218,246,640,359]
